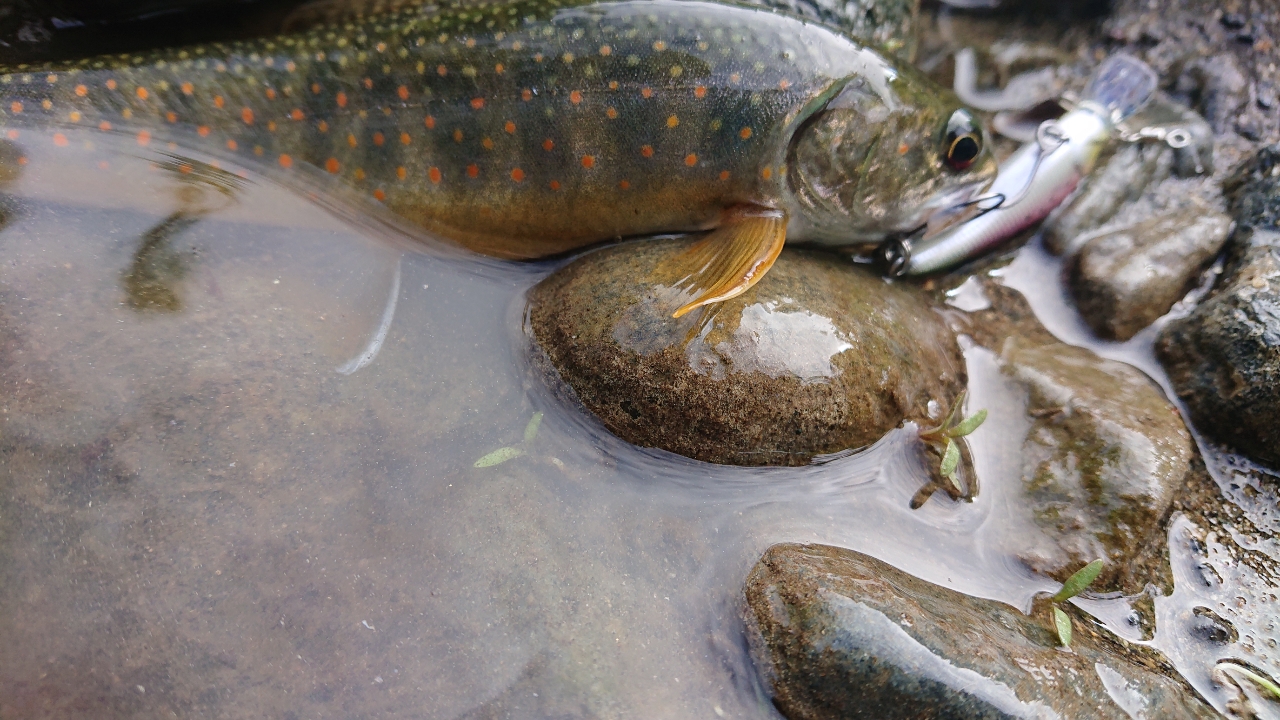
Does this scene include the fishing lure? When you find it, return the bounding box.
[0,0,996,316]
[880,54,1161,277]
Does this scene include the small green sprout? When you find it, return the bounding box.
[911,391,987,508]
[1215,661,1280,702]
[1048,559,1104,647]
[474,411,544,468]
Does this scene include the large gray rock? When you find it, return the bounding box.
[1069,202,1233,340]
[1157,229,1280,468]
[527,240,964,466]
[744,543,1218,720]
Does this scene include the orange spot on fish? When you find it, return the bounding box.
[606,107,618,119]
[179,164,192,174]
[226,139,238,150]
[619,179,630,189]
[68,111,81,122]
[504,120,516,134]
[398,85,410,100]
[685,153,697,166]
[897,142,909,155]
[265,88,276,100]
[471,97,485,110]
[719,170,730,180]
[17,156,26,165]
[75,84,87,97]
[286,61,296,72]
[570,90,582,105]
[291,108,304,120]
[425,115,436,129]
[437,65,448,76]
[52,133,68,147]
[740,127,752,139]
[197,125,210,136]
[495,63,505,74]
[214,95,224,108]
[581,155,595,168]
[467,164,479,178]
[40,99,51,110]
[354,168,366,180]
[254,146,264,156]
[363,77,373,89]
[653,40,667,51]
[666,115,679,128]
[400,132,411,145]
[374,188,386,201]
[465,38,476,48]
[600,45,612,56]
[521,89,533,101]
[98,121,112,131]
[694,86,707,98]
[761,167,772,179]
[279,154,293,168]
[348,134,358,147]
[641,87,653,99]
[336,92,347,107]
[542,138,554,151]
[326,158,340,173]
[318,120,329,132]
[165,111,177,123]
[373,132,385,146]
[511,168,525,182]
[267,121,277,132]
[608,80,618,90]
[729,73,741,83]
[453,129,464,143]
[396,166,407,180]
[4,130,15,139]
[106,79,117,90]
[428,167,442,183]
[482,137,494,150]
[98,160,109,169]
[241,107,254,124]
[549,180,561,190]
[136,130,151,146]
[9,102,20,113]
[778,79,790,90]
[641,145,653,158]
[311,83,321,94]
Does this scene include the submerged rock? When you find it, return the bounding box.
[527,240,964,466]
[744,543,1217,720]
[957,283,1193,592]
[1069,201,1233,340]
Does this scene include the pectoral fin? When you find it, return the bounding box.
[666,207,788,318]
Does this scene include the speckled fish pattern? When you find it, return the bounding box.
[0,0,888,258]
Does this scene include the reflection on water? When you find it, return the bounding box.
[0,126,1267,717]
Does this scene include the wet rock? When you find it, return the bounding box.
[998,340,1193,590]
[527,240,964,466]
[1069,200,1233,340]
[1225,142,1280,232]
[1044,141,1173,256]
[744,543,1218,720]
[1157,229,1280,468]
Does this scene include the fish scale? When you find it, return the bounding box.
[0,0,994,314]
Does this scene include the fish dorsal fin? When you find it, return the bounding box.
[664,206,788,318]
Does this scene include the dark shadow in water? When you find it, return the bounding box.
[123,155,246,312]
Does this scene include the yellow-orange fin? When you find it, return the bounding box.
[669,207,788,318]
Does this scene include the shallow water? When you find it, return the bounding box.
[0,124,1274,718]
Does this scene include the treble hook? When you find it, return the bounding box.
[946,118,1069,222]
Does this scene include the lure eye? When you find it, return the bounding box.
[943,109,982,171]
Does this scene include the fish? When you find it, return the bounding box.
[0,0,996,316]
[880,54,1160,277]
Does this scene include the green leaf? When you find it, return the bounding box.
[474,446,524,467]
[939,438,960,479]
[947,409,988,438]
[1052,559,1105,602]
[523,411,544,444]
[1053,606,1072,647]
[1217,662,1280,700]
[942,390,968,430]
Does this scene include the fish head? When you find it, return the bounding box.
[787,68,997,243]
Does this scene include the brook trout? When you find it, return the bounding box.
[0,0,995,316]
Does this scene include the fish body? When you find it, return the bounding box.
[884,54,1159,277]
[0,0,994,313]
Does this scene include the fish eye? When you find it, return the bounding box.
[943,109,982,171]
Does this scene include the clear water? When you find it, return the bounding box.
[0,123,1274,718]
